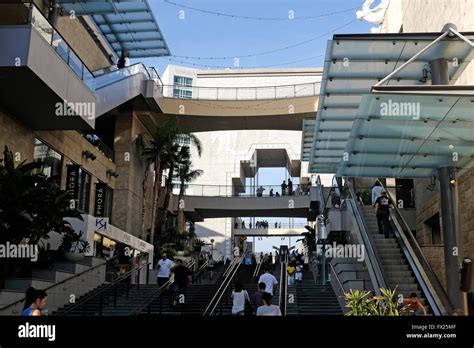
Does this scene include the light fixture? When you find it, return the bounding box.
[82,150,97,161]
[106,169,119,178]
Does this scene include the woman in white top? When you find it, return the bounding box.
[256,292,282,316]
[231,283,249,316]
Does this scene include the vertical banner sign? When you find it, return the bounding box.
[94,183,107,217]
[66,165,80,200]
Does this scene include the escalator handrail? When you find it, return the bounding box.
[345,179,389,295]
[378,180,452,315]
[94,63,161,90]
[316,175,326,212]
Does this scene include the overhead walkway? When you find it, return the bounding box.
[317,176,453,315]
[0,2,164,131]
[159,81,320,132]
[167,185,312,221]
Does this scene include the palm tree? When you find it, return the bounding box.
[160,137,202,240]
[135,117,180,244]
[135,117,202,245]
[175,152,203,236]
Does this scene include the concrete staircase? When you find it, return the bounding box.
[293,269,343,315]
[1,256,106,315]
[360,206,426,305]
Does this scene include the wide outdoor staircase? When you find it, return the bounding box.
[360,206,426,305]
[293,269,342,315]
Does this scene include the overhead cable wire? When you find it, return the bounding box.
[169,19,357,60]
[164,0,357,21]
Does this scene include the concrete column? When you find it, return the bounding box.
[430,56,462,308]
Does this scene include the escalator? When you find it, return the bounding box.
[321,176,453,315]
[94,63,164,116]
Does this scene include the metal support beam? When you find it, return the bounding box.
[431,54,462,308]
[438,166,462,308]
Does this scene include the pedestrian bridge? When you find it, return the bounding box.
[155,82,319,132]
[166,186,312,221]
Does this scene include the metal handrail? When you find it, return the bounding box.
[345,179,388,295]
[55,261,151,316]
[130,260,195,316]
[208,257,243,316]
[329,262,346,294]
[378,180,452,315]
[0,257,108,313]
[203,255,244,316]
[279,254,288,315]
[204,257,239,312]
[253,255,267,278]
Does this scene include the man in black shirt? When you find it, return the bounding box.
[172,259,192,307]
[374,191,393,238]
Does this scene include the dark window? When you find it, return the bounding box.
[424,213,441,244]
[33,138,63,184]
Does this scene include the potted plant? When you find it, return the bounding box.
[60,230,90,262]
[344,288,410,316]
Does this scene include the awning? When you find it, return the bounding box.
[338,90,474,178]
[56,0,171,58]
[304,31,474,175]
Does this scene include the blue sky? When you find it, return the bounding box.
[140,0,374,74]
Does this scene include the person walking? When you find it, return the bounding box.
[295,262,303,285]
[171,259,192,307]
[252,282,267,309]
[256,293,282,316]
[287,263,296,285]
[258,267,278,295]
[156,253,174,288]
[374,191,393,238]
[371,181,383,206]
[287,179,293,196]
[21,288,48,316]
[231,283,250,316]
[281,181,287,196]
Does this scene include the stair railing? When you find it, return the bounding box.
[131,259,197,316]
[278,253,289,315]
[55,261,151,316]
[203,254,244,316]
[1,257,109,315]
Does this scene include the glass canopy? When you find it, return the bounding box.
[338,91,474,178]
[56,0,171,58]
[304,32,474,176]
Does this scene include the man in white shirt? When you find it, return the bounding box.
[156,253,174,287]
[258,267,278,295]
